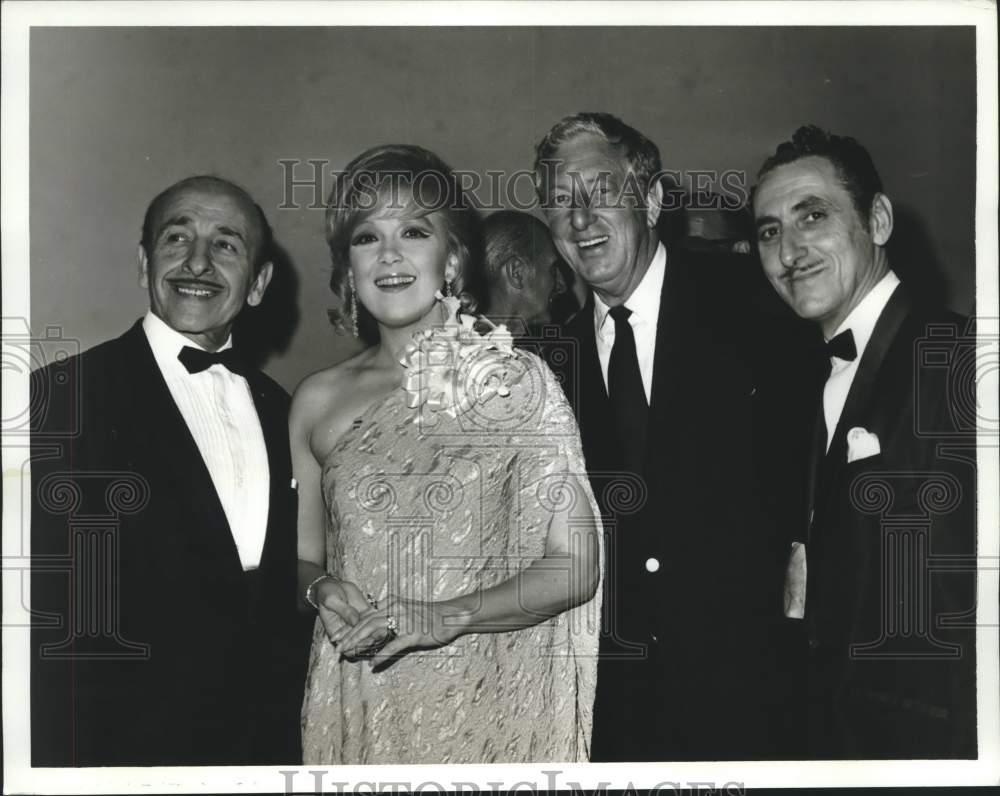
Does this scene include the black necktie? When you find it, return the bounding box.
[825,329,857,362]
[178,346,246,376]
[607,305,648,474]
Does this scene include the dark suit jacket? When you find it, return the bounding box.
[796,286,977,759]
[30,320,305,766]
[562,245,810,760]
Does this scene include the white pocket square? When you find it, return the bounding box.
[846,427,881,463]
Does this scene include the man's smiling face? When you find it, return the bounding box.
[541,133,661,304]
[139,183,272,351]
[754,155,892,337]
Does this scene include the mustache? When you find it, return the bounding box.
[780,263,822,281]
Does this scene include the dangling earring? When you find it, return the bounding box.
[443,258,456,298]
[347,271,359,338]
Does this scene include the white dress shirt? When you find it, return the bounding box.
[593,242,666,404]
[822,270,901,451]
[142,311,270,570]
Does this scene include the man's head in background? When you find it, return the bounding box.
[752,125,893,338]
[480,210,567,327]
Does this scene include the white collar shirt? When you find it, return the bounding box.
[823,270,901,452]
[142,311,270,570]
[592,242,666,404]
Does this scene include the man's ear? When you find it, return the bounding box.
[137,244,150,288]
[869,193,893,246]
[645,179,664,229]
[504,257,526,290]
[247,262,274,307]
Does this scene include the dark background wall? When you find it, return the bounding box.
[30,26,976,391]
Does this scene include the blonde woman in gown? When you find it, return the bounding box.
[291,145,602,764]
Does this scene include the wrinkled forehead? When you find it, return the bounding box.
[754,156,846,216]
[154,185,259,241]
[545,133,631,189]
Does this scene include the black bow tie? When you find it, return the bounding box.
[178,346,247,376]
[825,329,857,362]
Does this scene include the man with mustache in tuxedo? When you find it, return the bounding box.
[752,125,976,759]
[31,176,304,766]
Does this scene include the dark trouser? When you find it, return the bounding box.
[590,620,798,762]
[244,568,314,765]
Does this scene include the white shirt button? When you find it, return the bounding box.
[645,557,660,573]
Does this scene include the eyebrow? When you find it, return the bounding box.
[754,195,833,229]
[160,215,247,243]
[216,225,247,243]
[791,195,833,214]
[160,214,192,231]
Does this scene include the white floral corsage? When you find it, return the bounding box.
[399,294,523,423]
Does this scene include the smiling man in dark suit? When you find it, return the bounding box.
[31,175,302,766]
[533,112,798,761]
[753,125,977,758]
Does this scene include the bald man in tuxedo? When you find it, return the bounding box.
[31,176,305,766]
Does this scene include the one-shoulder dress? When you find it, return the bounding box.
[300,329,602,764]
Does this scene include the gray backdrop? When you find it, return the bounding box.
[30,26,976,391]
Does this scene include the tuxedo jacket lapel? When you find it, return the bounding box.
[813,287,912,523]
[645,245,685,444]
[245,369,295,594]
[802,390,827,544]
[120,322,247,586]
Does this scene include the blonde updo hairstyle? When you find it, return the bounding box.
[326,144,480,341]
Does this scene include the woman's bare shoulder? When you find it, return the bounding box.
[291,347,403,462]
[291,349,375,428]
